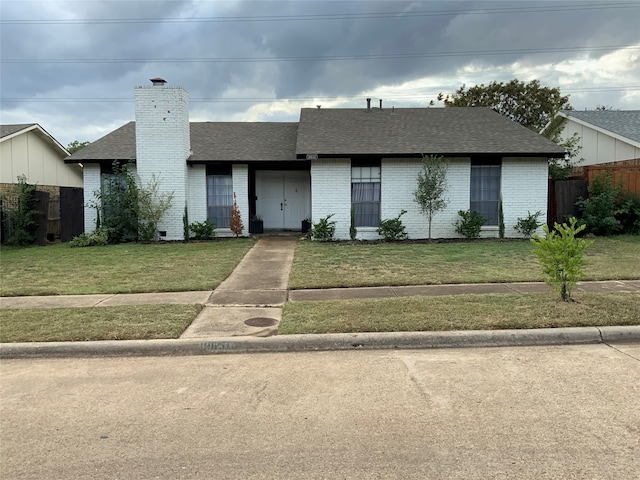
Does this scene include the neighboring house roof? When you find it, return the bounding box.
[66,107,565,164]
[1,123,70,157]
[296,107,565,158]
[558,110,640,146]
[65,121,299,163]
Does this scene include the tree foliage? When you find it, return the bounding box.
[67,140,90,154]
[531,218,592,302]
[138,174,175,242]
[3,175,38,246]
[413,154,449,239]
[439,79,571,133]
[438,79,582,180]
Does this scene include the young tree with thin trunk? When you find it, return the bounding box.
[413,154,449,240]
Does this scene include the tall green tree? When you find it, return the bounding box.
[437,79,580,179]
[413,154,449,240]
[438,79,571,132]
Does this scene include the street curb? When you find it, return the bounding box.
[1,326,638,359]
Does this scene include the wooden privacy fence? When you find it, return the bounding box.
[1,187,84,244]
[583,161,640,196]
[547,179,588,226]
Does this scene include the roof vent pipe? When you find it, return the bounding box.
[150,78,167,86]
[366,98,371,110]
[379,99,383,109]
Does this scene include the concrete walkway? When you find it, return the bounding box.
[180,236,297,338]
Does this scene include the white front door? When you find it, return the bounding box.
[256,170,311,230]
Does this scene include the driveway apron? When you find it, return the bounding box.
[180,236,297,339]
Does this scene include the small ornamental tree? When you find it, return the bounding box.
[531,217,593,302]
[230,192,243,237]
[413,154,449,239]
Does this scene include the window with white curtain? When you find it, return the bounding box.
[470,159,501,226]
[207,174,233,228]
[352,162,381,227]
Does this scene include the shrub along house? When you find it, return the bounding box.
[65,79,565,240]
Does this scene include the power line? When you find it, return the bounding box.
[1,2,637,25]
[3,86,638,104]
[2,45,637,64]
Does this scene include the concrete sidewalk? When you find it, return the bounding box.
[2,280,638,309]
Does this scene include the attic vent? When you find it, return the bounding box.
[150,78,167,86]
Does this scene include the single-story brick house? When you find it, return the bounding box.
[65,79,565,240]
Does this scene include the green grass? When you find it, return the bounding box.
[0,304,203,342]
[0,239,255,296]
[281,292,640,334]
[288,236,640,289]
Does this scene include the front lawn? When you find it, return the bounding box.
[0,239,255,296]
[0,304,202,342]
[281,292,640,334]
[288,236,640,289]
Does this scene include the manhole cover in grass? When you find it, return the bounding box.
[244,317,278,327]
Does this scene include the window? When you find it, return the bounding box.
[470,159,501,226]
[207,166,233,228]
[352,162,381,227]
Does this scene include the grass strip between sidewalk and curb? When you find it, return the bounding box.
[0,304,203,343]
[280,292,640,334]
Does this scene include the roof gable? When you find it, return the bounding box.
[1,123,70,157]
[560,110,640,145]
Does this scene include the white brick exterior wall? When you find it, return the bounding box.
[187,164,207,224]
[134,84,190,240]
[502,157,548,238]
[310,156,547,240]
[83,164,101,231]
[311,158,351,239]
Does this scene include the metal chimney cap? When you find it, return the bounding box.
[150,78,167,85]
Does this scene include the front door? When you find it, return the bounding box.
[256,171,311,230]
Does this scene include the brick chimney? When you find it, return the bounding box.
[134,78,191,240]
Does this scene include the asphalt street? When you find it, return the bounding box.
[1,344,639,479]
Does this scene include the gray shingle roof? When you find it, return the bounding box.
[65,121,299,162]
[296,107,565,157]
[65,122,137,162]
[190,122,298,161]
[1,124,37,138]
[561,110,640,144]
[66,107,566,163]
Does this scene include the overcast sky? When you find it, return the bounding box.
[1,0,639,148]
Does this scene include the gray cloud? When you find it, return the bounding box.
[1,0,638,146]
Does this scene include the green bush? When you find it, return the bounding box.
[455,210,486,238]
[377,210,408,241]
[515,210,544,238]
[531,217,593,302]
[68,228,109,247]
[310,214,336,241]
[576,172,622,236]
[189,220,216,240]
[617,192,640,234]
[3,175,38,246]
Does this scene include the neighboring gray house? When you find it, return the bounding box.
[65,80,565,240]
[557,110,640,166]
